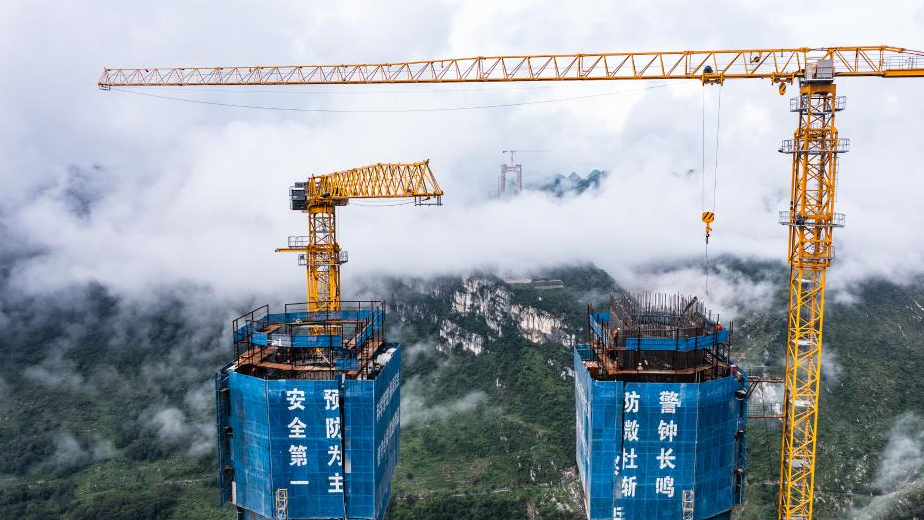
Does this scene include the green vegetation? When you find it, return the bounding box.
[1,263,922,519]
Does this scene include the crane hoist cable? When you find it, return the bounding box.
[701,85,723,296]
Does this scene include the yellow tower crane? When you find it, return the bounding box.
[275,161,442,311]
[100,45,924,520]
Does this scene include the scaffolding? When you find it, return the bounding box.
[585,293,734,383]
[231,300,387,380]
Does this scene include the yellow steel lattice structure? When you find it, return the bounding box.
[102,45,924,520]
[776,75,845,520]
[99,46,924,86]
[275,161,442,312]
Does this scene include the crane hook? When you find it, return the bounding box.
[702,211,715,244]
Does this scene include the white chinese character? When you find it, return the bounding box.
[659,391,681,414]
[328,472,344,493]
[624,391,640,413]
[326,417,341,439]
[327,444,342,466]
[623,419,639,442]
[286,389,306,411]
[656,476,675,498]
[287,417,307,439]
[613,506,624,519]
[658,419,678,442]
[657,447,676,469]
[622,448,638,469]
[324,389,340,411]
[288,444,307,466]
[621,476,637,498]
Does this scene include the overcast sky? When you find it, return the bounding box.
[2,0,923,307]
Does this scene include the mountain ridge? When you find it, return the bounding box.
[0,261,922,519]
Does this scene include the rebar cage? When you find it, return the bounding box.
[231,300,387,380]
[587,293,734,383]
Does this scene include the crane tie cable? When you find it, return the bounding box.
[109,83,671,114]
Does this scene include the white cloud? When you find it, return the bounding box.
[146,406,213,457]
[821,346,844,384]
[874,412,924,493]
[49,432,115,467]
[0,1,922,305]
[401,376,488,426]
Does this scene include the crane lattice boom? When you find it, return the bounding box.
[305,160,443,202]
[99,46,924,87]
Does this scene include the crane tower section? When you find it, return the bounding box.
[776,60,846,520]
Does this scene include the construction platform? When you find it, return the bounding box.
[216,301,400,520]
[575,294,747,520]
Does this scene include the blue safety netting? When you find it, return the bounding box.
[574,346,747,520]
[217,343,401,520]
[342,346,401,519]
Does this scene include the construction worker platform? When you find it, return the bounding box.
[230,301,387,380]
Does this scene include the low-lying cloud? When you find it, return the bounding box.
[146,406,213,457]
[401,376,489,426]
[849,412,924,518]
[874,412,924,493]
[50,432,115,468]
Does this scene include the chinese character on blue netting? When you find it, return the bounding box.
[286,389,306,411]
[289,445,307,466]
[659,391,680,414]
[287,417,307,439]
[324,389,340,411]
[656,476,675,497]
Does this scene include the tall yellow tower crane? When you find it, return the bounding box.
[100,45,924,520]
[275,161,442,311]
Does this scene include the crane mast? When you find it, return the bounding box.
[275,161,442,311]
[101,45,924,520]
[777,62,845,520]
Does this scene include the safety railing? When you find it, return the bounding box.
[789,95,845,113]
[884,55,924,70]
[778,138,850,154]
[231,300,386,379]
[297,251,348,266]
[778,211,845,228]
[287,235,309,248]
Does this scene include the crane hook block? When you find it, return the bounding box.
[702,211,715,243]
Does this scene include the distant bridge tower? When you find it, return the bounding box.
[499,150,546,197]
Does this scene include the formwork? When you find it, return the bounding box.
[216,301,400,520]
[574,294,747,520]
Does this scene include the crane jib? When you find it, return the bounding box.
[99,46,924,87]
